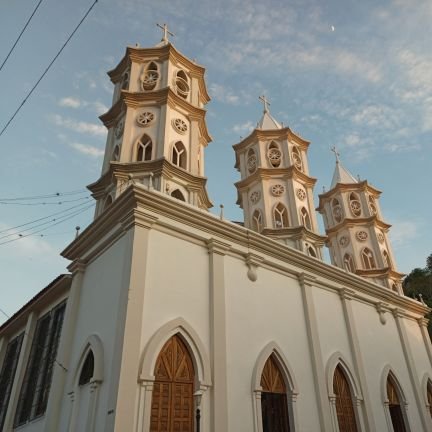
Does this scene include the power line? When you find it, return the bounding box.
[0,200,91,235]
[0,0,99,138]
[0,196,91,206]
[0,189,86,201]
[0,0,44,72]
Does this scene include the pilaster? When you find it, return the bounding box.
[418,317,432,368]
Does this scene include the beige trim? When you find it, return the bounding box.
[418,318,432,368]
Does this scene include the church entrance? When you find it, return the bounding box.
[260,354,290,432]
[333,365,358,432]
[387,376,407,432]
[150,335,195,432]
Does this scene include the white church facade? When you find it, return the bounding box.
[1,32,432,432]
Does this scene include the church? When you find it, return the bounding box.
[0,29,432,432]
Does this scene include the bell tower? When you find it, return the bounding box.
[317,149,404,293]
[233,97,326,259]
[89,25,213,216]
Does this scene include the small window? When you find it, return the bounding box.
[136,135,153,161]
[274,203,289,228]
[368,195,377,215]
[103,195,113,210]
[291,146,303,171]
[267,141,281,168]
[121,71,130,90]
[344,254,355,273]
[427,380,432,417]
[171,189,185,201]
[308,246,317,258]
[172,141,187,169]
[332,198,342,223]
[252,210,263,232]
[361,248,376,270]
[79,351,94,386]
[247,148,257,173]
[112,145,120,161]
[349,192,361,217]
[383,250,391,268]
[391,283,398,293]
[175,70,190,99]
[300,207,311,229]
[141,62,159,91]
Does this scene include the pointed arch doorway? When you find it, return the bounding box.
[150,334,195,432]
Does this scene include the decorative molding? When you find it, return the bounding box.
[245,253,264,282]
[375,302,388,325]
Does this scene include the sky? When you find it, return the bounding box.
[1,0,431,324]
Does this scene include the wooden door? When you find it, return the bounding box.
[427,381,432,417]
[150,335,194,432]
[387,377,407,432]
[260,354,290,432]
[333,365,358,432]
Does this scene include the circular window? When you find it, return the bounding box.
[247,154,257,173]
[250,191,260,204]
[356,231,368,241]
[271,184,285,196]
[175,76,190,99]
[141,70,159,90]
[114,119,124,139]
[296,188,306,200]
[172,118,188,134]
[292,153,302,170]
[339,236,349,247]
[267,148,282,167]
[350,200,362,217]
[137,111,154,126]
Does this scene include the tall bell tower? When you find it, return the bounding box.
[317,149,404,293]
[89,25,213,216]
[233,97,326,259]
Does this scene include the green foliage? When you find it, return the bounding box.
[403,253,432,336]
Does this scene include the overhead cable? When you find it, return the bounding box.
[0,188,86,201]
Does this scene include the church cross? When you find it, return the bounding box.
[157,23,174,44]
[331,145,340,162]
[259,95,270,113]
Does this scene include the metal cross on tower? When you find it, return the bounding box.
[259,95,270,113]
[331,145,340,162]
[157,23,174,44]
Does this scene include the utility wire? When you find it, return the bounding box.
[0,0,99,138]
[0,196,91,206]
[0,189,86,201]
[0,0,44,72]
[0,200,91,235]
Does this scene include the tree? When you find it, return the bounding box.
[403,253,432,337]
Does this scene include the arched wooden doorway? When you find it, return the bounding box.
[333,364,358,432]
[150,335,195,432]
[260,354,290,432]
[387,375,407,432]
[427,380,432,417]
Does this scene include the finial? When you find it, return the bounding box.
[219,204,224,220]
[156,23,174,44]
[357,174,361,181]
[322,186,326,193]
[330,145,340,163]
[75,226,81,239]
[259,95,270,113]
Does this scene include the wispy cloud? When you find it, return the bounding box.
[57,97,108,115]
[50,114,106,137]
[59,97,81,108]
[390,220,418,246]
[209,83,240,105]
[69,142,104,157]
[232,120,254,134]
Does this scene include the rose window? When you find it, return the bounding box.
[141,70,159,90]
[339,236,349,247]
[172,118,188,134]
[356,231,368,241]
[247,154,257,173]
[267,148,282,167]
[271,184,285,196]
[296,188,306,200]
[250,191,260,204]
[350,200,362,217]
[377,232,385,243]
[292,153,303,170]
[333,205,342,223]
[114,119,124,139]
[137,112,154,126]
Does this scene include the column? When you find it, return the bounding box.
[418,317,432,368]
[298,273,333,431]
[207,239,230,432]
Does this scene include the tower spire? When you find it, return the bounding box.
[259,94,270,113]
[330,145,340,163]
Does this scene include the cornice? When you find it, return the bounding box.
[235,166,317,190]
[262,226,327,244]
[355,268,405,279]
[99,99,125,128]
[324,216,391,235]
[61,184,429,318]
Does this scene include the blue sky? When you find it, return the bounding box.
[1,0,431,324]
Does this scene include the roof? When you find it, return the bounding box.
[257,110,282,130]
[330,160,358,189]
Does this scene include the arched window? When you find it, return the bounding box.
[247,148,257,173]
[171,189,185,201]
[386,374,408,432]
[300,207,311,229]
[267,141,282,168]
[175,70,190,99]
[141,62,159,91]
[333,364,358,432]
[121,71,129,90]
[383,250,391,268]
[368,195,377,215]
[79,351,94,386]
[150,335,194,432]
[427,380,432,417]
[361,248,376,270]
[112,145,120,161]
[274,203,289,228]
[172,141,187,169]
[343,254,355,273]
[136,135,153,161]
[332,198,342,223]
[308,246,317,258]
[349,192,361,217]
[391,283,398,293]
[252,209,263,233]
[291,146,303,171]
[103,195,113,211]
[261,354,290,432]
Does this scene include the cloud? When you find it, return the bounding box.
[209,83,240,105]
[344,133,361,148]
[58,97,109,115]
[50,114,106,137]
[232,121,254,134]
[58,97,81,108]
[92,101,109,115]
[390,220,418,246]
[69,142,104,157]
